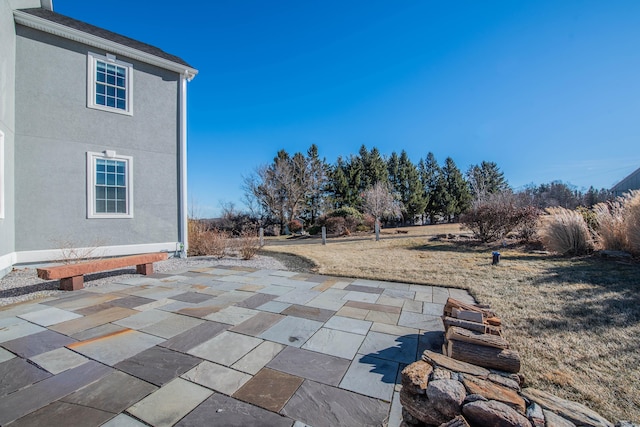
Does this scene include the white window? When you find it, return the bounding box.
[87,52,133,115]
[0,130,4,219]
[87,151,133,218]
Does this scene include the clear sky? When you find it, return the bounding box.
[55,1,640,217]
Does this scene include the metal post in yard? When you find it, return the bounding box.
[322,226,327,245]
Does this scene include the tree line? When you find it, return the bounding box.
[242,144,612,233]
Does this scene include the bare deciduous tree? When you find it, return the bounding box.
[362,181,403,222]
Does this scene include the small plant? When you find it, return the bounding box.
[238,228,260,260]
[288,219,303,233]
[539,207,593,255]
[324,216,346,235]
[53,238,106,264]
[188,220,230,257]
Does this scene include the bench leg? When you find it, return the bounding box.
[60,275,84,291]
[136,263,154,275]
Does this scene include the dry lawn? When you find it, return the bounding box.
[263,224,640,422]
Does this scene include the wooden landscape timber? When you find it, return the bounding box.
[447,339,521,373]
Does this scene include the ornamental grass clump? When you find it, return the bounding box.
[594,190,640,255]
[540,207,593,255]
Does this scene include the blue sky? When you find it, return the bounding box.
[55,1,640,217]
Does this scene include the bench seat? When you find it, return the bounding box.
[37,252,169,291]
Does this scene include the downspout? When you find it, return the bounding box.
[179,72,191,257]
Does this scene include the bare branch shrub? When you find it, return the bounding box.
[52,238,107,264]
[362,181,403,222]
[539,207,593,255]
[460,192,541,242]
[238,228,260,260]
[188,220,229,258]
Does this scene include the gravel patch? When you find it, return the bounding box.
[0,252,314,307]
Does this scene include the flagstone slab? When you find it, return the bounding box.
[68,329,164,366]
[336,306,369,320]
[8,400,114,427]
[302,328,365,360]
[17,306,83,326]
[432,287,450,304]
[257,285,296,296]
[0,357,51,397]
[323,315,372,335]
[304,295,347,311]
[282,379,389,427]
[175,393,294,427]
[365,310,400,325]
[422,302,445,316]
[169,292,215,304]
[115,346,202,386]
[43,294,120,311]
[0,346,15,363]
[159,321,229,352]
[127,378,212,426]
[342,290,380,303]
[281,304,335,322]
[49,307,137,336]
[259,316,323,348]
[382,288,416,300]
[376,295,406,308]
[61,371,157,413]
[112,309,172,330]
[370,322,419,337]
[339,354,399,401]
[176,305,224,318]
[70,323,127,341]
[182,361,252,395]
[235,292,277,309]
[188,331,262,366]
[403,299,423,313]
[350,279,383,288]
[102,413,148,427]
[204,306,259,325]
[398,311,443,330]
[256,300,292,313]
[267,346,350,386]
[233,368,303,412]
[0,317,46,343]
[109,295,157,309]
[344,284,384,294]
[0,360,112,426]
[30,347,88,374]
[358,331,418,364]
[274,289,321,305]
[0,329,76,358]
[345,300,402,314]
[232,340,285,375]
[140,314,204,339]
[230,312,284,336]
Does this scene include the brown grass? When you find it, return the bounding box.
[262,224,640,422]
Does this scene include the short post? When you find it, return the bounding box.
[492,251,501,265]
[375,220,380,242]
[259,227,264,247]
[321,226,327,245]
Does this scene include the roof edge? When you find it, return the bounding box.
[14,9,197,79]
[611,166,640,191]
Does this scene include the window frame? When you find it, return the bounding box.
[86,151,133,219]
[0,130,4,219]
[87,52,133,116]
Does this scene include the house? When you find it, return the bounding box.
[0,0,197,278]
[611,167,640,198]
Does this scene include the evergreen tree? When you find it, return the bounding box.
[304,144,329,223]
[387,152,401,192]
[442,157,471,222]
[467,161,509,200]
[397,150,426,223]
[421,152,446,224]
[328,156,350,209]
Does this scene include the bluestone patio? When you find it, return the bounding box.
[0,266,474,426]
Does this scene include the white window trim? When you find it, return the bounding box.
[87,52,133,116]
[0,130,4,219]
[86,151,134,219]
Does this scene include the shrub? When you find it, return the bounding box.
[329,207,363,220]
[461,192,541,242]
[237,228,260,260]
[594,190,640,255]
[539,207,593,255]
[288,219,303,233]
[324,216,346,234]
[188,220,229,257]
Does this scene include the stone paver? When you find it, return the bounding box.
[0,265,473,427]
[127,377,212,426]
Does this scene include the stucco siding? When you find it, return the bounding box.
[0,1,17,275]
[14,25,181,252]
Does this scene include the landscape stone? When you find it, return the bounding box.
[181,361,252,395]
[526,402,545,427]
[433,367,452,380]
[233,368,303,412]
[489,373,521,391]
[0,357,51,397]
[301,327,365,359]
[427,379,467,419]
[7,400,113,427]
[521,388,613,427]
[401,360,432,394]
[232,340,285,374]
[114,345,202,386]
[462,400,532,427]
[543,410,576,427]
[267,346,350,386]
[29,347,88,374]
[399,388,450,425]
[423,350,490,378]
[464,393,488,404]
[462,375,526,413]
[0,329,76,358]
[187,331,262,366]
[159,320,229,352]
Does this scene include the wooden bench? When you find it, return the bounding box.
[37,252,169,291]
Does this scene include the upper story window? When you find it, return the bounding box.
[87,52,133,115]
[87,151,133,219]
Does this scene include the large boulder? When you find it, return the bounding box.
[426,379,467,419]
[402,361,433,395]
[400,388,450,426]
[462,375,526,413]
[521,388,613,427]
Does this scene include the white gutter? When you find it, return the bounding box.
[179,73,189,256]
[13,10,198,77]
